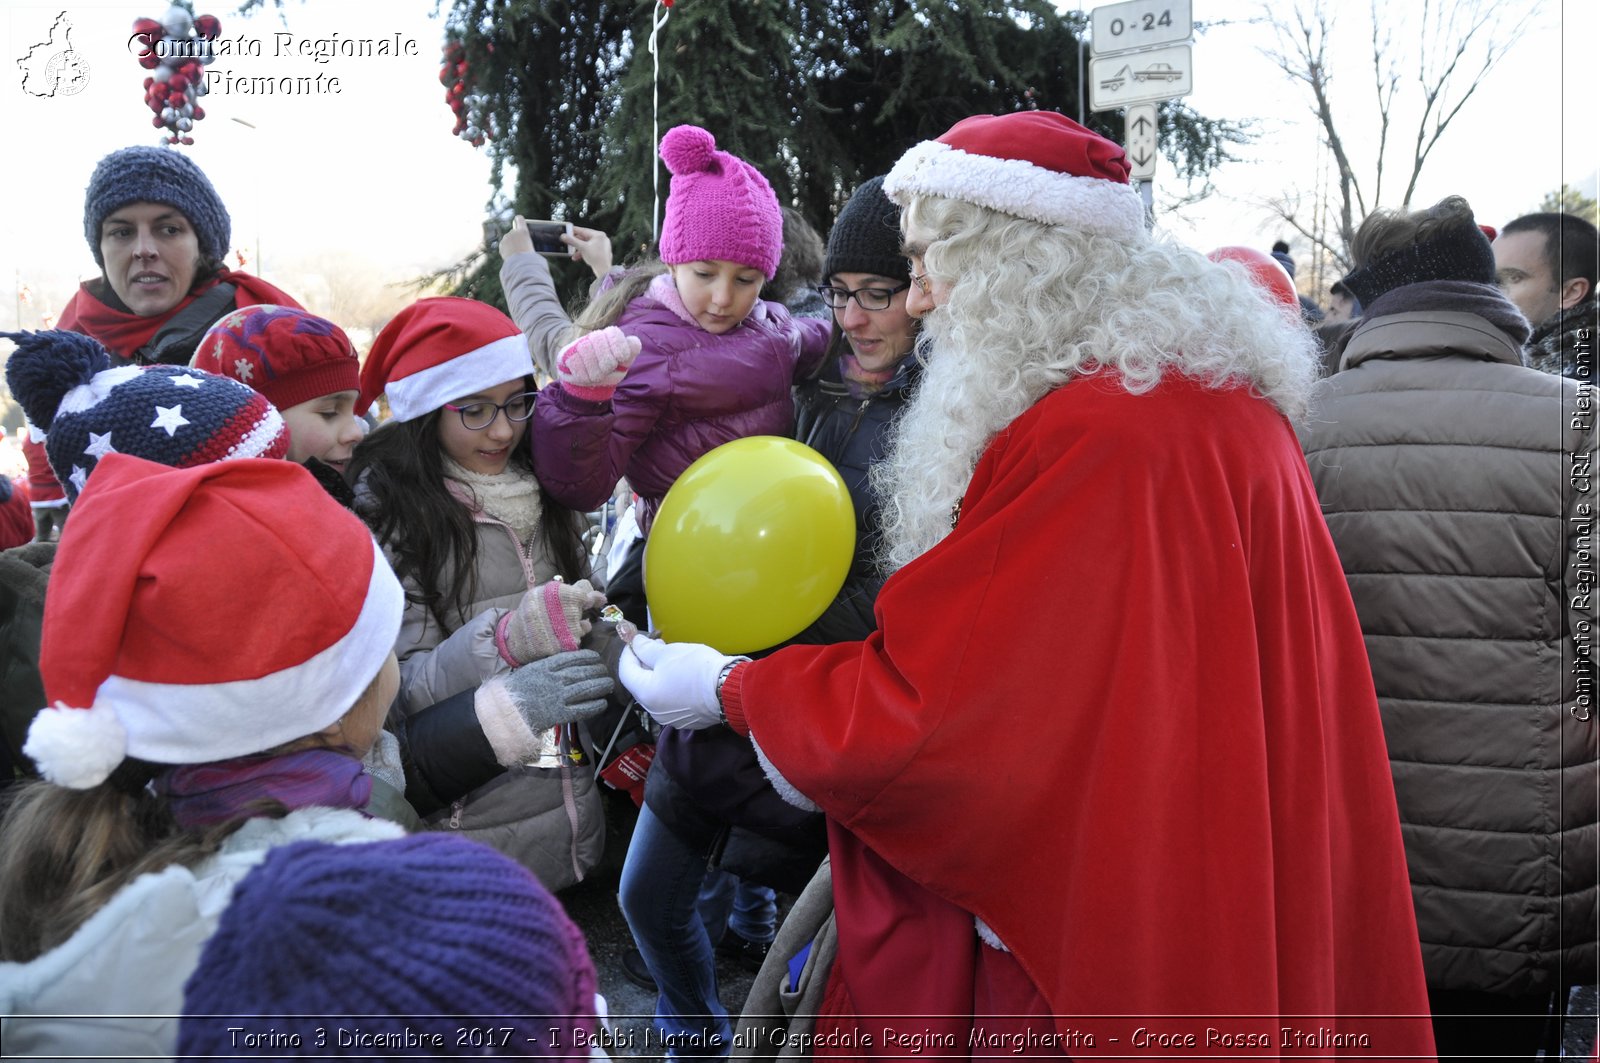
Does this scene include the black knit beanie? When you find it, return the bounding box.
[83,146,232,268]
[823,176,907,283]
[1341,219,1496,308]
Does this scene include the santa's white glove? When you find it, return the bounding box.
[619,634,740,731]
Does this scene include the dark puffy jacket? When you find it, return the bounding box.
[531,287,830,534]
[1297,292,1597,996]
[651,348,919,886]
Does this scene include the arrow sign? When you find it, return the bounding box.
[1125,103,1157,181]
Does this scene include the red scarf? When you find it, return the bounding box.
[56,269,302,360]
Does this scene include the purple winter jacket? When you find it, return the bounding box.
[531,277,831,532]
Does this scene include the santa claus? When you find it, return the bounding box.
[622,111,1437,1059]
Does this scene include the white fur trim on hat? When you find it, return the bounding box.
[884,139,1145,240]
[31,538,404,782]
[23,700,129,789]
[383,334,533,422]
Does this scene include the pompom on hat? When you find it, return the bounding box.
[884,111,1144,240]
[822,175,907,283]
[83,146,231,267]
[193,304,360,413]
[177,833,599,1059]
[2,329,288,504]
[658,125,784,279]
[23,455,404,789]
[358,297,532,422]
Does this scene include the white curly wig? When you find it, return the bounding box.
[872,195,1320,572]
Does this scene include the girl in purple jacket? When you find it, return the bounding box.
[522,125,829,1059]
[528,125,831,628]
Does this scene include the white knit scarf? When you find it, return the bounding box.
[443,456,544,545]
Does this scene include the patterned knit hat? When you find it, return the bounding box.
[2,329,288,504]
[1341,214,1499,308]
[884,111,1143,240]
[177,833,598,1059]
[358,297,532,421]
[193,304,360,412]
[83,146,231,267]
[823,176,907,283]
[23,454,403,789]
[658,125,783,280]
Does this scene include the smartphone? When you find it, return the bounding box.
[525,219,573,257]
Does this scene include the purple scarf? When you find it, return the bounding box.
[155,748,373,830]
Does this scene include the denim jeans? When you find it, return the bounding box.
[696,869,777,945]
[618,803,732,1059]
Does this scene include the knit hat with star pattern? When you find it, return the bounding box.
[193,304,360,413]
[2,329,288,504]
[23,454,403,789]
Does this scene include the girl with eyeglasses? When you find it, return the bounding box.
[345,297,615,889]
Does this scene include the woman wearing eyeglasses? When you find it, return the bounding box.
[792,175,924,640]
[345,297,615,890]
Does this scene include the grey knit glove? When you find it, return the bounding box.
[474,649,614,767]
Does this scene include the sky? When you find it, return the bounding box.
[0,0,1593,332]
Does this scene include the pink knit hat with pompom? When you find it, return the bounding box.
[657,125,783,279]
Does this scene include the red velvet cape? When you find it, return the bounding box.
[740,376,1436,1057]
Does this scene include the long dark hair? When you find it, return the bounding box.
[347,399,588,632]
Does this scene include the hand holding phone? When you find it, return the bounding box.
[500,215,575,260]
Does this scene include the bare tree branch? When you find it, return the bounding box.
[1260,0,1545,261]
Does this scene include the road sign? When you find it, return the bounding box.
[1091,0,1193,58]
[1124,103,1157,181]
[1089,42,1192,111]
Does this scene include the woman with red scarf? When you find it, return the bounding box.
[28,146,303,530]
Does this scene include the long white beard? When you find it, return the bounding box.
[876,319,1049,571]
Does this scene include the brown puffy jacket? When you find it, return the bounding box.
[1298,306,1597,995]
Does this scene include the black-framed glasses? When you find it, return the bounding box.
[816,282,910,311]
[442,391,538,430]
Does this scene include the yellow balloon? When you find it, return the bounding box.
[645,436,855,654]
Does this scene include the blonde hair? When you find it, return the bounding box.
[872,195,1319,571]
[568,260,669,343]
[0,667,395,962]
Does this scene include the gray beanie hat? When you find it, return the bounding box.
[823,176,907,283]
[83,146,231,268]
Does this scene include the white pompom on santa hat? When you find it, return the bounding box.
[24,453,403,789]
[358,297,533,422]
[883,110,1145,240]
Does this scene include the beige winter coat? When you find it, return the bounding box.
[391,483,604,891]
[1298,306,1597,996]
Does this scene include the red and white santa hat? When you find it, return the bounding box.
[358,297,533,422]
[24,454,404,789]
[883,111,1144,240]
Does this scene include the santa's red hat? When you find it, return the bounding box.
[358,297,532,422]
[24,454,404,789]
[884,111,1144,239]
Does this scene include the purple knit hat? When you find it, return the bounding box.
[658,125,783,279]
[177,833,598,1059]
